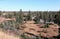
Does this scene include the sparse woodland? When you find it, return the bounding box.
[0,10,60,39]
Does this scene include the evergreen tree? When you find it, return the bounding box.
[13,11,16,17]
[27,10,32,21]
[0,11,2,16]
[34,12,40,24]
[15,9,23,24]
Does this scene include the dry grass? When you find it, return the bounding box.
[0,29,20,39]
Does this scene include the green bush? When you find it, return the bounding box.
[21,33,28,39]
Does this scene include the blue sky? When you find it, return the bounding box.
[0,0,60,11]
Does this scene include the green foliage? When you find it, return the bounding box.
[4,14,13,18]
[21,33,28,39]
[0,20,20,31]
[15,13,23,24]
[1,20,15,30]
[0,11,2,16]
[0,23,4,28]
[8,14,13,18]
[34,16,40,24]
[27,11,32,21]
[13,12,16,16]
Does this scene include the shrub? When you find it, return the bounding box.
[34,16,40,24]
[21,33,28,39]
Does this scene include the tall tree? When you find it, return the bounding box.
[27,10,32,21]
[0,11,2,16]
[15,9,24,24]
[34,12,41,24]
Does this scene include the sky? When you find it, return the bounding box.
[0,0,60,11]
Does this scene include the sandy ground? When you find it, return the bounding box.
[23,21,59,37]
[0,29,20,39]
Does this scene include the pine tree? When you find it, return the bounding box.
[27,10,32,21]
[15,9,23,24]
